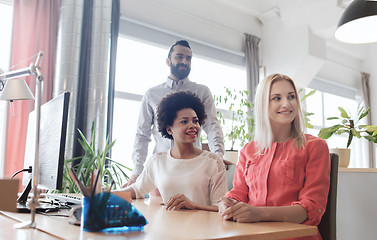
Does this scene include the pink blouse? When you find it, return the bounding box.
[225,134,330,240]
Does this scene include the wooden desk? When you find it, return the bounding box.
[0,212,56,240]
[1,197,318,240]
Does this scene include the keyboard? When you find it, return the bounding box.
[44,193,83,205]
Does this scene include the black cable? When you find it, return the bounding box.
[11,166,32,179]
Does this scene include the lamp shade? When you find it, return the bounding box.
[335,0,377,44]
[0,79,34,101]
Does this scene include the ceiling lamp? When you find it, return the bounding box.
[335,0,377,44]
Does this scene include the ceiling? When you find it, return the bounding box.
[213,0,349,37]
[213,0,369,61]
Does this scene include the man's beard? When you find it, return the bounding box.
[170,63,191,80]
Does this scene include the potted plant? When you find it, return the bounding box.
[214,87,254,164]
[318,104,377,167]
[60,122,131,193]
[298,88,316,129]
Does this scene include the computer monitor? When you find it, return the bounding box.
[21,92,70,196]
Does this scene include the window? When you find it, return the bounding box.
[305,85,369,168]
[112,36,246,174]
[0,2,13,177]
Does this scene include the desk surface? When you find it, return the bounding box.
[1,197,318,240]
[0,212,56,240]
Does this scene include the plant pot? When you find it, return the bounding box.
[223,150,238,165]
[330,148,350,168]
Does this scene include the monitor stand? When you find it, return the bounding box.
[16,179,59,213]
[17,179,31,203]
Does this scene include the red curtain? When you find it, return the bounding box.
[4,0,60,189]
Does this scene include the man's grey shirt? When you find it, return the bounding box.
[131,77,225,175]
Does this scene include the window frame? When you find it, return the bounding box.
[305,79,370,168]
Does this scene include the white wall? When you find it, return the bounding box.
[337,171,377,240]
[261,20,326,88]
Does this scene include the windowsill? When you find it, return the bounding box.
[339,168,377,173]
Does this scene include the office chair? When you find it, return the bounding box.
[226,164,236,190]
[202,143,236,190]
[318,153,339,240]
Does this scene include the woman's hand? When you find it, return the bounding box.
[221,201,264,223]
[112,186,136,199]
[122,174,139,188]
[166,194,196,210]
[218,197,238,216]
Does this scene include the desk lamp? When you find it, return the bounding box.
[0,51,43,228]
[335,0,377,43]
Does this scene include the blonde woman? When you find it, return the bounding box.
[219,74,330,240]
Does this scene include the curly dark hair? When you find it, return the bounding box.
[157,91,207,140]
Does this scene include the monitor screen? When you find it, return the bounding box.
[22,92,70,190]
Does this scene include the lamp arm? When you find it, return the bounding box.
[29,64,42,226]
[0,51,43,82]
[28,51,43,227]
[0,65,33,81]
[6,50,44,229]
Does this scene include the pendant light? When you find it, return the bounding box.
[335,0,377,44]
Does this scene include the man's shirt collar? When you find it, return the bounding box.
[166,77,189,89]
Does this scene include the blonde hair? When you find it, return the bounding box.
[254,74,306,153]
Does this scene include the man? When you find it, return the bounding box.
[126,40,224,186]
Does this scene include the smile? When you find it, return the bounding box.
[186,131,197,136]
[278,110,292,114]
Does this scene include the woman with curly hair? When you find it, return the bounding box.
[117,91,227,212]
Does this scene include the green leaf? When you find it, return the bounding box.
[338,107,349,119]
[358,108,370,121]
[318,130,334,139]
[305,122,313,129]
[364,135,377,143]
[351,128,361,138]
[326,117,339,120]
[318,125,342,139]
[300,89,316,102]
[110,159,132,171]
